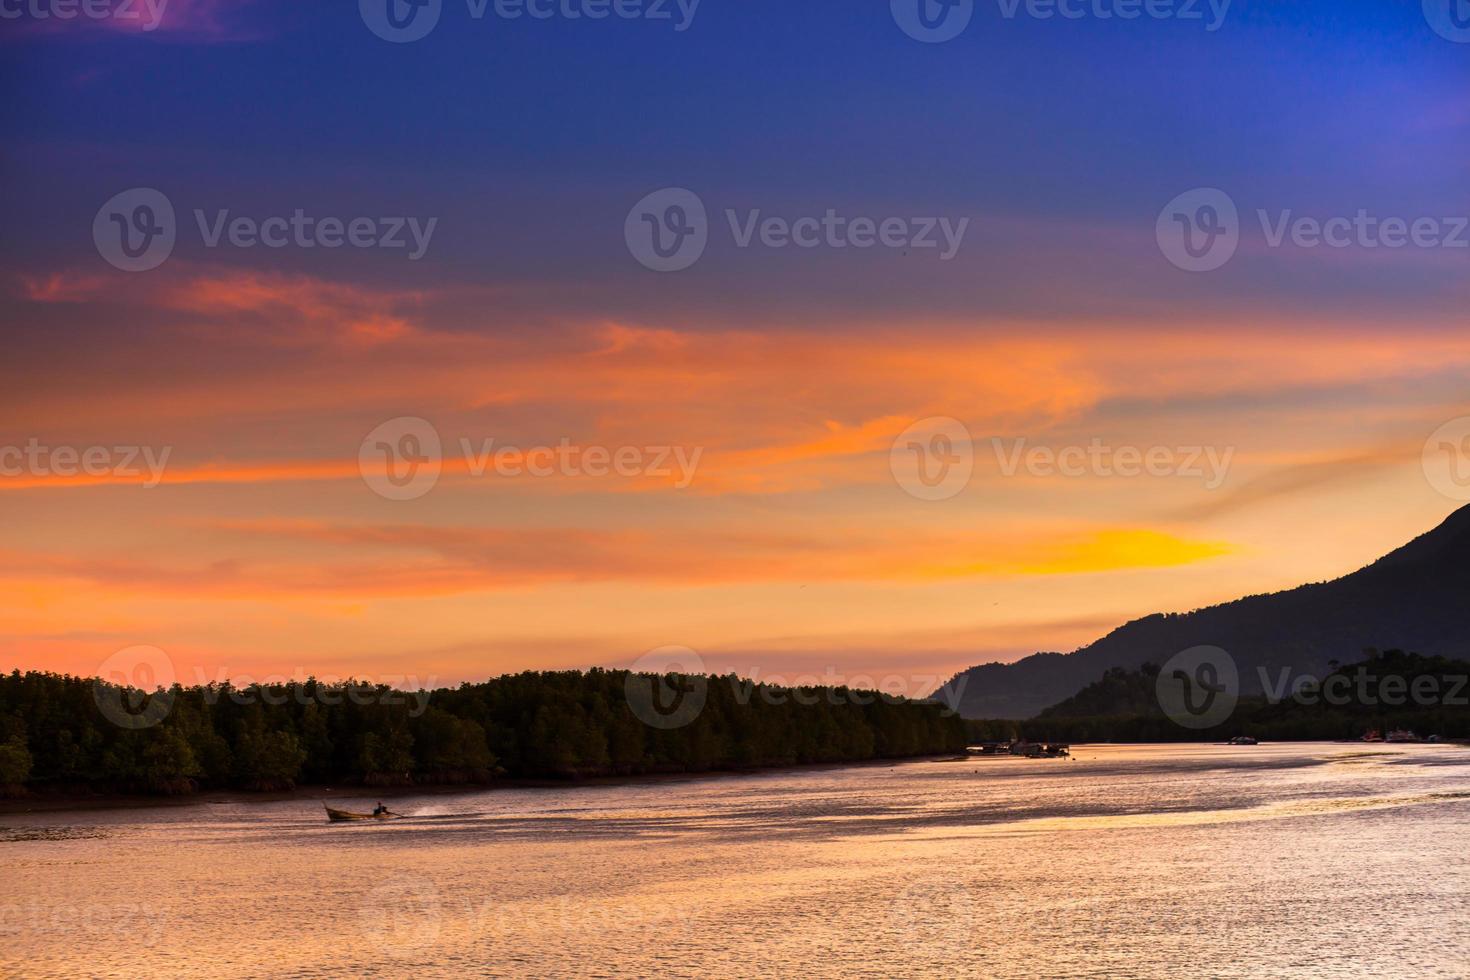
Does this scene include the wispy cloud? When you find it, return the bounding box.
[18,266,426,346]
[0,522,1234,598]
[1170,443,1416,522]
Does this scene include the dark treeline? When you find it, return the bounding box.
[0,668,966,797]
[964,650,1470,744]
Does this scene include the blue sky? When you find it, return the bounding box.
[4,0,1465,318]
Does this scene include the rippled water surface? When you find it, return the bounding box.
[4,743,1469,978]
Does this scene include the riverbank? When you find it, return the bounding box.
[0,753,970,815]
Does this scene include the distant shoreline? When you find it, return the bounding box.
[0,753,969,816]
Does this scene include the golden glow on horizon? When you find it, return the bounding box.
[3,266,1469,684]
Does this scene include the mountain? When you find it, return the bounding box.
[974,650,1470,744]
[942,504,1470,719]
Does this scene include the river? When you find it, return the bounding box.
[3,743,1468,978]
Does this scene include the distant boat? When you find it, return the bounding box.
[1008,741,1069,758]
[1361,729,1383,742]
[1226,735,1258,745]
[324,805,403,822]
[1384,729,1421,743]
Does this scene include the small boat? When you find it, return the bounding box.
[1227,735,1258,745]
[1008,741,1069,758]
[324,805,403,822]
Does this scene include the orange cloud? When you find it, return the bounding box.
[8,291,1470,502]
[164,271,425,346]
[7,265,1470,683]
[0,522,1234,600]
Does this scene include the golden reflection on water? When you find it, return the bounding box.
[906,788,1470,839]
[3,743,1469,979]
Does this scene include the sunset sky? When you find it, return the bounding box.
[3,0,1468,693]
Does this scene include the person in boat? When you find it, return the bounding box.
[373,801,387,816]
